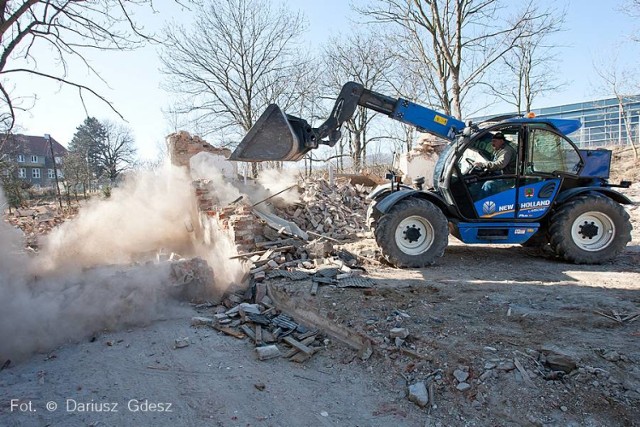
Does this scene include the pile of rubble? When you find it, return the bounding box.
[231,230,377,284]
[213,176,383,282]
[175,244,376,365]
[272,178,372,241]
[186,284,327,363]
[3,203,77,249]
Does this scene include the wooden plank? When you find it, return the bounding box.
[230,246,294,260]
[212,325,245,339]
[514,357,536,388]
[229,249,270,259]
[258,249,275,262]
[283,336,313,355]
[240,324,257,342]
[290,347,320,363]
[256,238,297,248]
[296,331,318,341]
[282,336,317,358]
[255,325,263,345]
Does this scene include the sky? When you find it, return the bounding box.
[10,0,640,160]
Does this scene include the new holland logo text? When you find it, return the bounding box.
[494,200,550,213]
[482,199,551,217]
[520,200,550,210]
[482,201,496,215]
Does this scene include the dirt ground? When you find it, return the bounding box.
[1,153,640,426]
[2,238,638,427]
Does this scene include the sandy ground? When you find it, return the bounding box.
[1,162,639,426]
[0,309,417,427]
[2,234,638,426]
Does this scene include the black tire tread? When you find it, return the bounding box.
[374,198,448,268]
[548,194,631,264]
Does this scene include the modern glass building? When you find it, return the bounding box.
[526,96,640,148]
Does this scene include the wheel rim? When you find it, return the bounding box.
[394,215,435,255]
[570,211,615,252]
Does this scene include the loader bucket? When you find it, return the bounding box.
[229,104,310,162]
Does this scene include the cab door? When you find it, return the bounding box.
[516,124,582,219]
[452,126,522,219]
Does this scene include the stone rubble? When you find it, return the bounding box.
[3,203,78,249]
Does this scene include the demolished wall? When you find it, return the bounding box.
[168,131,232,168]
[397,134,448,186]
[167,132,261,254]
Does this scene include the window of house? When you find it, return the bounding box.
[54,156,62,164]
[32,168,41,179]
[17,154,25,162]
[57,169,64,178]
[18,168,26,178]
[48,169,55,179]
[31,155,38,163]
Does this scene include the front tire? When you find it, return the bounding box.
[366,197,383,231]
[548,194,632,264]
[374,198,448,268]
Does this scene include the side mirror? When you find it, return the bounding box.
[463,121,473,137]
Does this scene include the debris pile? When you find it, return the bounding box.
[272,178,372,241]
[189,285,326,363]
[232,233,372,283]
[4,204,78,249]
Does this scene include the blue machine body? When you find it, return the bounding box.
[369,103,630,246]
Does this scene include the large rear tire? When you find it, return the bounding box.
[374,198,448,268]
[548,194,632,264]
[366,197,383,231]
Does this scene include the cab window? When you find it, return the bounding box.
[528,127,581,174]
[456,128,520,176]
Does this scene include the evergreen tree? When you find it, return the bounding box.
[69,117,107,178]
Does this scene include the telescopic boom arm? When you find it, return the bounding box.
[229,82,465,162]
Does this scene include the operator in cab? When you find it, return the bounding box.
[473,132,516,174]
[473,132,517,196]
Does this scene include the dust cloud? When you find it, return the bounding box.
[37,163,196,271]
[254,167,301,206]
[188,152,301,207]
[0,167,200,362]
[0,158,303,362]
[187,153,302,291]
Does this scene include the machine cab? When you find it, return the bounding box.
[438,121,584,242]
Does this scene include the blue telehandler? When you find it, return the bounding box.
[230,82,633,267]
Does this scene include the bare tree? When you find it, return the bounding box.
[322,31,397,171]
[160,0,311,141]
[0,149,24,210]
[0,0,174,134]
[488,7,566,114]
[96,121,137,181]
[357,0,554,119]
[62,151,91,201]
[621,0,640,42]
[594,57,639,158]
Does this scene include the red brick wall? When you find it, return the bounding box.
[167,131,231,168]
[192,179,261,253]
[167,132,262,254]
